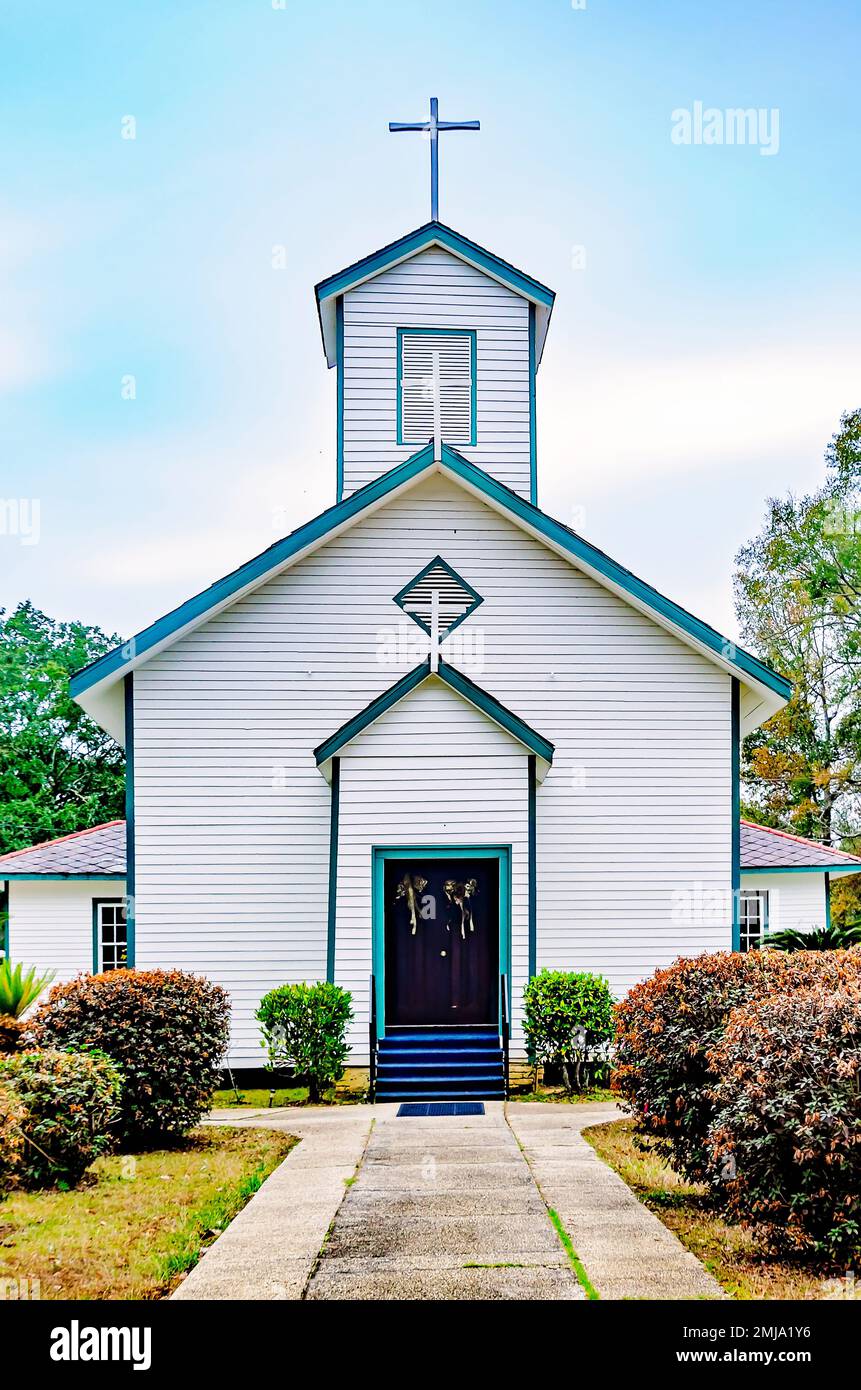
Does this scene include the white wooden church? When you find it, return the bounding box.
[4,106,859,1097]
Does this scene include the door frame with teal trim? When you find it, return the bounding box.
[371,845,512,1040]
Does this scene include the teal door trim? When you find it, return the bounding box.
[371,844,512,1041]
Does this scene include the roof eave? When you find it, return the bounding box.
[314,658,554,779]
[71,442,789,740]
[315,221,555,368]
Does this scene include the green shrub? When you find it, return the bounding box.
[763,922,861,951]
[0,1079,27,1189]
[31,969,231,1143]
[708,983,861,1261]
[523,969,615,1092]
[256,982,353,1103]
[0,1049,122,1188]
[612,949,861,1183]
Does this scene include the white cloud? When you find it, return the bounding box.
[540,337,861,498]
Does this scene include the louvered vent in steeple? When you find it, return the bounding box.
[397,330,476,446]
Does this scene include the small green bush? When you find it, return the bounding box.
[523,970,615,1092]
[31,969,231,1143]
[256,982,353,1103]
[0,1049,122,1188]
[0,1079,27,1189]
[708,983,861,1261]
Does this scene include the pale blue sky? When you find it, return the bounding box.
[1,0,859,641]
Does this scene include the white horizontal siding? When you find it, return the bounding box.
[7,880,126,985]
[740,871,828,936]
[335,681,529,1060]
[342,248,531,498]
[132,472,731,1064]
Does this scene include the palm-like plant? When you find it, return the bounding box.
[763,922,861,952]
[0,959,56,1017]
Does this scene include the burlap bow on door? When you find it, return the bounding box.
[444,878,479,939]
[394,873,428,935]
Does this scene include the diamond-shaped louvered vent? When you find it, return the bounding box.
[393,557,483,636]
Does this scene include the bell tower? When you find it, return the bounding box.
[314,101,555,504]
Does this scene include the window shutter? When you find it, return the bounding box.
[399,332,474,445]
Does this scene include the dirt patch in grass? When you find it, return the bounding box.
[0,1126,295,1300]
[211,1086,365,1108]
[584,1119,841,1301]
[509,1085,615,1105]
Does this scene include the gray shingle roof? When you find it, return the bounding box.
[741,820,861,871]
[0,821,126,876]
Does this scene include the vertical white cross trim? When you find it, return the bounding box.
[432,353,442,462]
[429,588,440,673]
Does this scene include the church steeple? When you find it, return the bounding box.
[314,107,555,505]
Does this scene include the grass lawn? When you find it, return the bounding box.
[584,1119,840,1301]
[510,1084,615,1104]
[211,1085,364,1107]
[0,1126,295,1300]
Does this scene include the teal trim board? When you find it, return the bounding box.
[335,296,344,502]
[316,222,555,312]
[71,442,791,706]
[0,874,125,882]
[372,845,512,1040]
[314,657,555,767]
[326,757,340,982]
[124,673,136,967]
[528,755,537,977]
[0,880,8,960]
[741,864,861,875]
[731,678,740,952]
[528,303,537,504]
[396,328,477,448]
[825,873,832,930]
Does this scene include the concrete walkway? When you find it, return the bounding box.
[306,1102,583,1300]
[506,1102,725,1300]
[172,1100,724,1301]
[172,1106,373,1300]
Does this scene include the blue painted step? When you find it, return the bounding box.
[375,1025,505,1101]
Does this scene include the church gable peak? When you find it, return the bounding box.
[316,223,554,505]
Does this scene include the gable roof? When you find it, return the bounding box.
[70,442,791,744]
[313,658,554,781]
[0,821,126,878]
[741,820,861,875]
[315,221,555,367]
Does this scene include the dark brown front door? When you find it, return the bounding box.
[384,858,499,1026]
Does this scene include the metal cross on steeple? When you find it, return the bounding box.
[389,97,480,221]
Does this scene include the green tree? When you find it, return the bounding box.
[734,409,861,923]
[734,410,860,845]
[0,601,125,854]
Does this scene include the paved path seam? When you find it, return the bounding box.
[171,1107,373,1301]
[304,1101,585,1301]
[505,1102,726,1301]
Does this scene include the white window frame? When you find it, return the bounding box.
[739,889,769,952]
[93,897,128,972]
